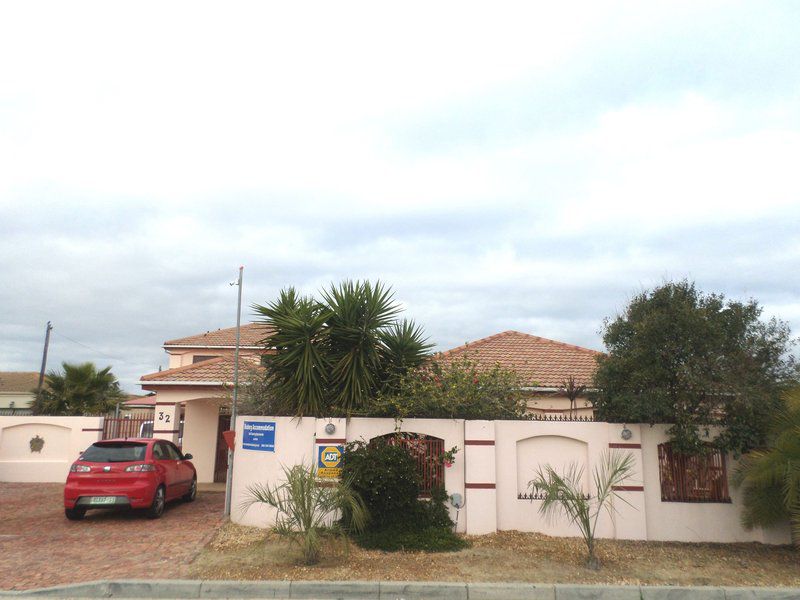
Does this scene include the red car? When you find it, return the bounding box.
[64,438,197,520]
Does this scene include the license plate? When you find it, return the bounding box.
[90,496,116,505]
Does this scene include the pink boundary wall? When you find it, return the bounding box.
[229,416,791,545]
[0,415,104,482]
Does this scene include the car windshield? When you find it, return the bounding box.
[81,442,147,463]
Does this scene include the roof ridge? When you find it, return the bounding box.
[436,330,518,358]
[506,330,603,355]
[140,356,227,381]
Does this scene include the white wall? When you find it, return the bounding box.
[0,416,103,482]
[640,424,791,544]
[182,400,223,483]
[228,415,790,545]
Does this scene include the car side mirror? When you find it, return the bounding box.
[183,453,193,460]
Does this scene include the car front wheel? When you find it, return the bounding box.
[65,507,86,520]
[183,477,197,502]
[146,485,166,519]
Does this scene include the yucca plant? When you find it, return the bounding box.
[529,450,635,569]
[734,387,800,545]
[241,464,368,565]
[253,280,431,416]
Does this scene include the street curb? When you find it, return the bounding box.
[2,580,800,599]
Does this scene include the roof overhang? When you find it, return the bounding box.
[163,345,264,350]
[138,380,229,386]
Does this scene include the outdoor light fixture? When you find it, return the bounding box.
[325,422,336,435]
[620,425,633,440]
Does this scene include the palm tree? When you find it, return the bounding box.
[529,450,635,569]
[734,387,800,544]
[241,464,367,565]
[560,375,587,418]
[253,280,431,416]
[34,362,124,415]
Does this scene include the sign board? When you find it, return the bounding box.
[242,421,276,452]
[317,444,343,479]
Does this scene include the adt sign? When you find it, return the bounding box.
[317,444,343,479]
[242,421,276,452]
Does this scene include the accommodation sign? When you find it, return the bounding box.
[317,444,343,478]
[242,421,276,452]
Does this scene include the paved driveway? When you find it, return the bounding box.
[0,483,224,591]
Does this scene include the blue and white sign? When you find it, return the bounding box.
[242,421,276,452]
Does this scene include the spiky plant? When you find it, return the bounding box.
[734,387,800,544]
[34,362,124,415]
[241,464,367,565]
[529,450,635,569]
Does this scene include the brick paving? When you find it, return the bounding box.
[0,483,224,591]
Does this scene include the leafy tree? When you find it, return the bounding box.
[529,450,635,570]
[560,375,587,419]
[252,280,432,416]
[241,464,367,565]
[33,362,124,415]
[593,281,797,455]
[734,387,800,545]
[360,356,528,420]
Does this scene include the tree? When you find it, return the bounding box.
[360,356,528,420]
[528,450,635,570]
[734,387,800,545]
[560,375,587,419]
[593,281,797,455]
[33,362,124,415]
[252,280,432,416]
[241,464,367,565]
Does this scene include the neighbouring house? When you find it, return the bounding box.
[138,324,269,484]
[438,330,602,418]
[0,371,39,412]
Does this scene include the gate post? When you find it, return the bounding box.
[153,401,181,444]
[464,420,497,535]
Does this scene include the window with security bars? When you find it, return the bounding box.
[371,432,444,496]
[657,443,730,503]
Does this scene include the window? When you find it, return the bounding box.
[371,432,445,496]
[81,442,147,463]
[192,355,219,364]
[152,442,167,460]
[164,443,182,460]
[658,443,730,503]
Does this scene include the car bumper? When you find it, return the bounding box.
[64,477,158,509]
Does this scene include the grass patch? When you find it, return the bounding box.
[354,525,470,552]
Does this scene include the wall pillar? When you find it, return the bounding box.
[464,420,497,535]
[607,423,648,540]
[153,401,181,445]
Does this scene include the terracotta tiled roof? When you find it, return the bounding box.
[437,330,603,388]
[0,372,40,393]
[164,323,272,348]
[140,355,262,384]
[122,394,156,406]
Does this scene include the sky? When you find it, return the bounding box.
[1,1,799,393]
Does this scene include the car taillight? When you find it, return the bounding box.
[124,464,155,472]
[70,464,91,473]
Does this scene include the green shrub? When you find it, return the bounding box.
[340,437,421,529]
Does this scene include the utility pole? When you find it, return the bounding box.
[224,266,244,517]
[37,321,53,396]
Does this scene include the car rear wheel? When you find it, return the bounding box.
[183,476,197,502]
[146,485,166,519]
[65,507,86,521]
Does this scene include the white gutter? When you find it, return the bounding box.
[163,345,264,350]
[138,380,228,386]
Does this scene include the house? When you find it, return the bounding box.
[138,324,269,484]
[438,330,602,418]
[0,371,39,412]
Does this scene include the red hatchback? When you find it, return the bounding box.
[64,438,197,520]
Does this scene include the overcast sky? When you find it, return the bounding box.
[1,1,798,392]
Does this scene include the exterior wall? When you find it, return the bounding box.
[524,393,594,418]
[182,399,223,483]
[0,391,36,409]
[640,425,792,544]
[0,416,103,482]
[166,348,260,369]
[228,416,790,544]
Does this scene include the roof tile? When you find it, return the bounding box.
[164,323,271,347]
[437,330,603,388]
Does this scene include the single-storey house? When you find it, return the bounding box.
[438,330,601,418]
[0,371,39,412]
